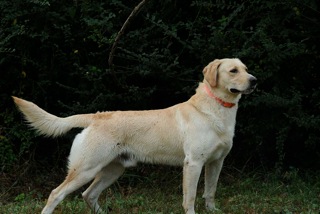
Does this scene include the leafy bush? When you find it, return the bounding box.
[0,0,319,171]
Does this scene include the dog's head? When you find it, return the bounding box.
[203,58,257,95]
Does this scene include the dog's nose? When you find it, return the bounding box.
[249,76,257,87]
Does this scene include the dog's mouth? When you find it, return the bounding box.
[241,87,256,95]
[230,88,241,94]
[230,86,256,95]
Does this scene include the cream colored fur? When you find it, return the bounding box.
[13,58,256,214]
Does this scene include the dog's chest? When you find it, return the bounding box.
[205,123,234,162]
[206,109,236,159]
[209,108,236,140]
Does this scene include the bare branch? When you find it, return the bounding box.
[108,0,149,68]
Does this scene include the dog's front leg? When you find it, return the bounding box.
[202,159,224,211]
[182,158,203,214]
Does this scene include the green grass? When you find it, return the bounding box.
[1,168,319,213]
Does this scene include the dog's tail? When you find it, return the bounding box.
[12,96,94,137]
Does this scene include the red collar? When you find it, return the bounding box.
[204,84,236,108]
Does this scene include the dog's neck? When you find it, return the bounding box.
[203,84,235,108]
[201,82,240,108]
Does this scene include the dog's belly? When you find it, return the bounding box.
[108,109,186,166]
[122,138,186,166]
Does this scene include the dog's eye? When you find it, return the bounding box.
[230,69,238,73]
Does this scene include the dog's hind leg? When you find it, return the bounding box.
[82,161,125,213]
[41,129,118,214]
[41,164,104,214]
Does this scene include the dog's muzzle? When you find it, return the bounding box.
[243,76,257,94]
[230,76,257,94]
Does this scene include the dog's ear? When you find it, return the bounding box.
[203,59,221,88]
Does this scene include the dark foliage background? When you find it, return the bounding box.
[1,0,319,173]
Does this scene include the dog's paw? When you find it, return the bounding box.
[205,202,220,212]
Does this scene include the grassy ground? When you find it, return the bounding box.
[1,166,319,213]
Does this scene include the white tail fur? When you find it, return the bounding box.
[12,97,94,137]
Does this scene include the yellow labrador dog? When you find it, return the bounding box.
[13,58,257,214]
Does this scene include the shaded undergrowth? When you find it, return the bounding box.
[1,165,319,213]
